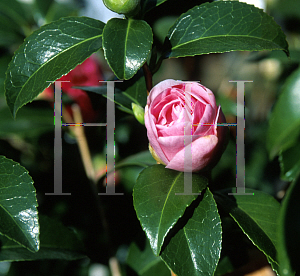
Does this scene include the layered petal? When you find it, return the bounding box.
[145,105,169,165]
[145,79,228,172]
[166,135,218,172]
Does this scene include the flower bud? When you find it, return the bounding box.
[144,79,228,172]
[132,102,145,125]
[103,0,140,16]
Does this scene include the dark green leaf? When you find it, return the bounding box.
[160,188,222,276]
[75,85,134,114]
[122,75,147,107]
[0,55,12,96]
[44,1,79,23]
[214,256,235,276]
[127,240,170,276]
[166,1,289,58]
[4,16,105,118]
[0,13,24,47]
[34,0,55,18]
[141,0,169,14]
[267,67,300,159]
[247,50,300,64]
[0,215,85,261]
[97,151,156,181]
[76,71,147,109]
[273,0,300,21]
[0,156,39,252]
[279,141,300,181]
[215,188,281,274]
[153,16,178,44]
[0,106,53,137]
[102,18,153,80]
[0,0,28,28]
[133,164,208,256]
[277,176,300,275]
[117,150,156,169]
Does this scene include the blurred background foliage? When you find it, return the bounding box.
[0,0,299,275]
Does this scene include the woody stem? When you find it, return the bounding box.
[143,62,153,96]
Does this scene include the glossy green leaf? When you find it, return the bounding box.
[166,1,289,58]
[0,215,85,261]
[127,240,170,276]
[4,16,105,118]
[0,106,53,137]
[0,156,39,252]
[215,189,281,274]
[141,0,168,14]
[277,176,300,276]
[133,164,208,256]
[267,67,300,159]
[160,188,222,276]
[279,141,300,181]
[102,18,153,80]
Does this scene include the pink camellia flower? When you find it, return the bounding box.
[144,79,228,172]
[41,55,103,122]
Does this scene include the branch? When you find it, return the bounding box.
[143,62,153,96]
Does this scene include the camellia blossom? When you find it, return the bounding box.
[144,79,228,172]
[41,55,103,122]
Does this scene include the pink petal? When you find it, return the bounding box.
[147,79,185,105]
[144,105,169,165]
[165,135,218,172]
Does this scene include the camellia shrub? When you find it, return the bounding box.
[0,0,299,275]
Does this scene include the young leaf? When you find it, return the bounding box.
[160,188,222,276]
[166,1,289,58]
[102,18,153,80]
[133,164,208,256]
[127,240,170,276]
[0,215,85,261]
[215,189,281,274]
[4,16,105,118]
[0,156,39,252]
[277,175,300,275]
[267,67,300,159]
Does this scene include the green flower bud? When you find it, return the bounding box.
[103,0,140,16]
[132,102,145,125]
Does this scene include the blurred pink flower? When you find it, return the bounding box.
[42,55,103,122]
